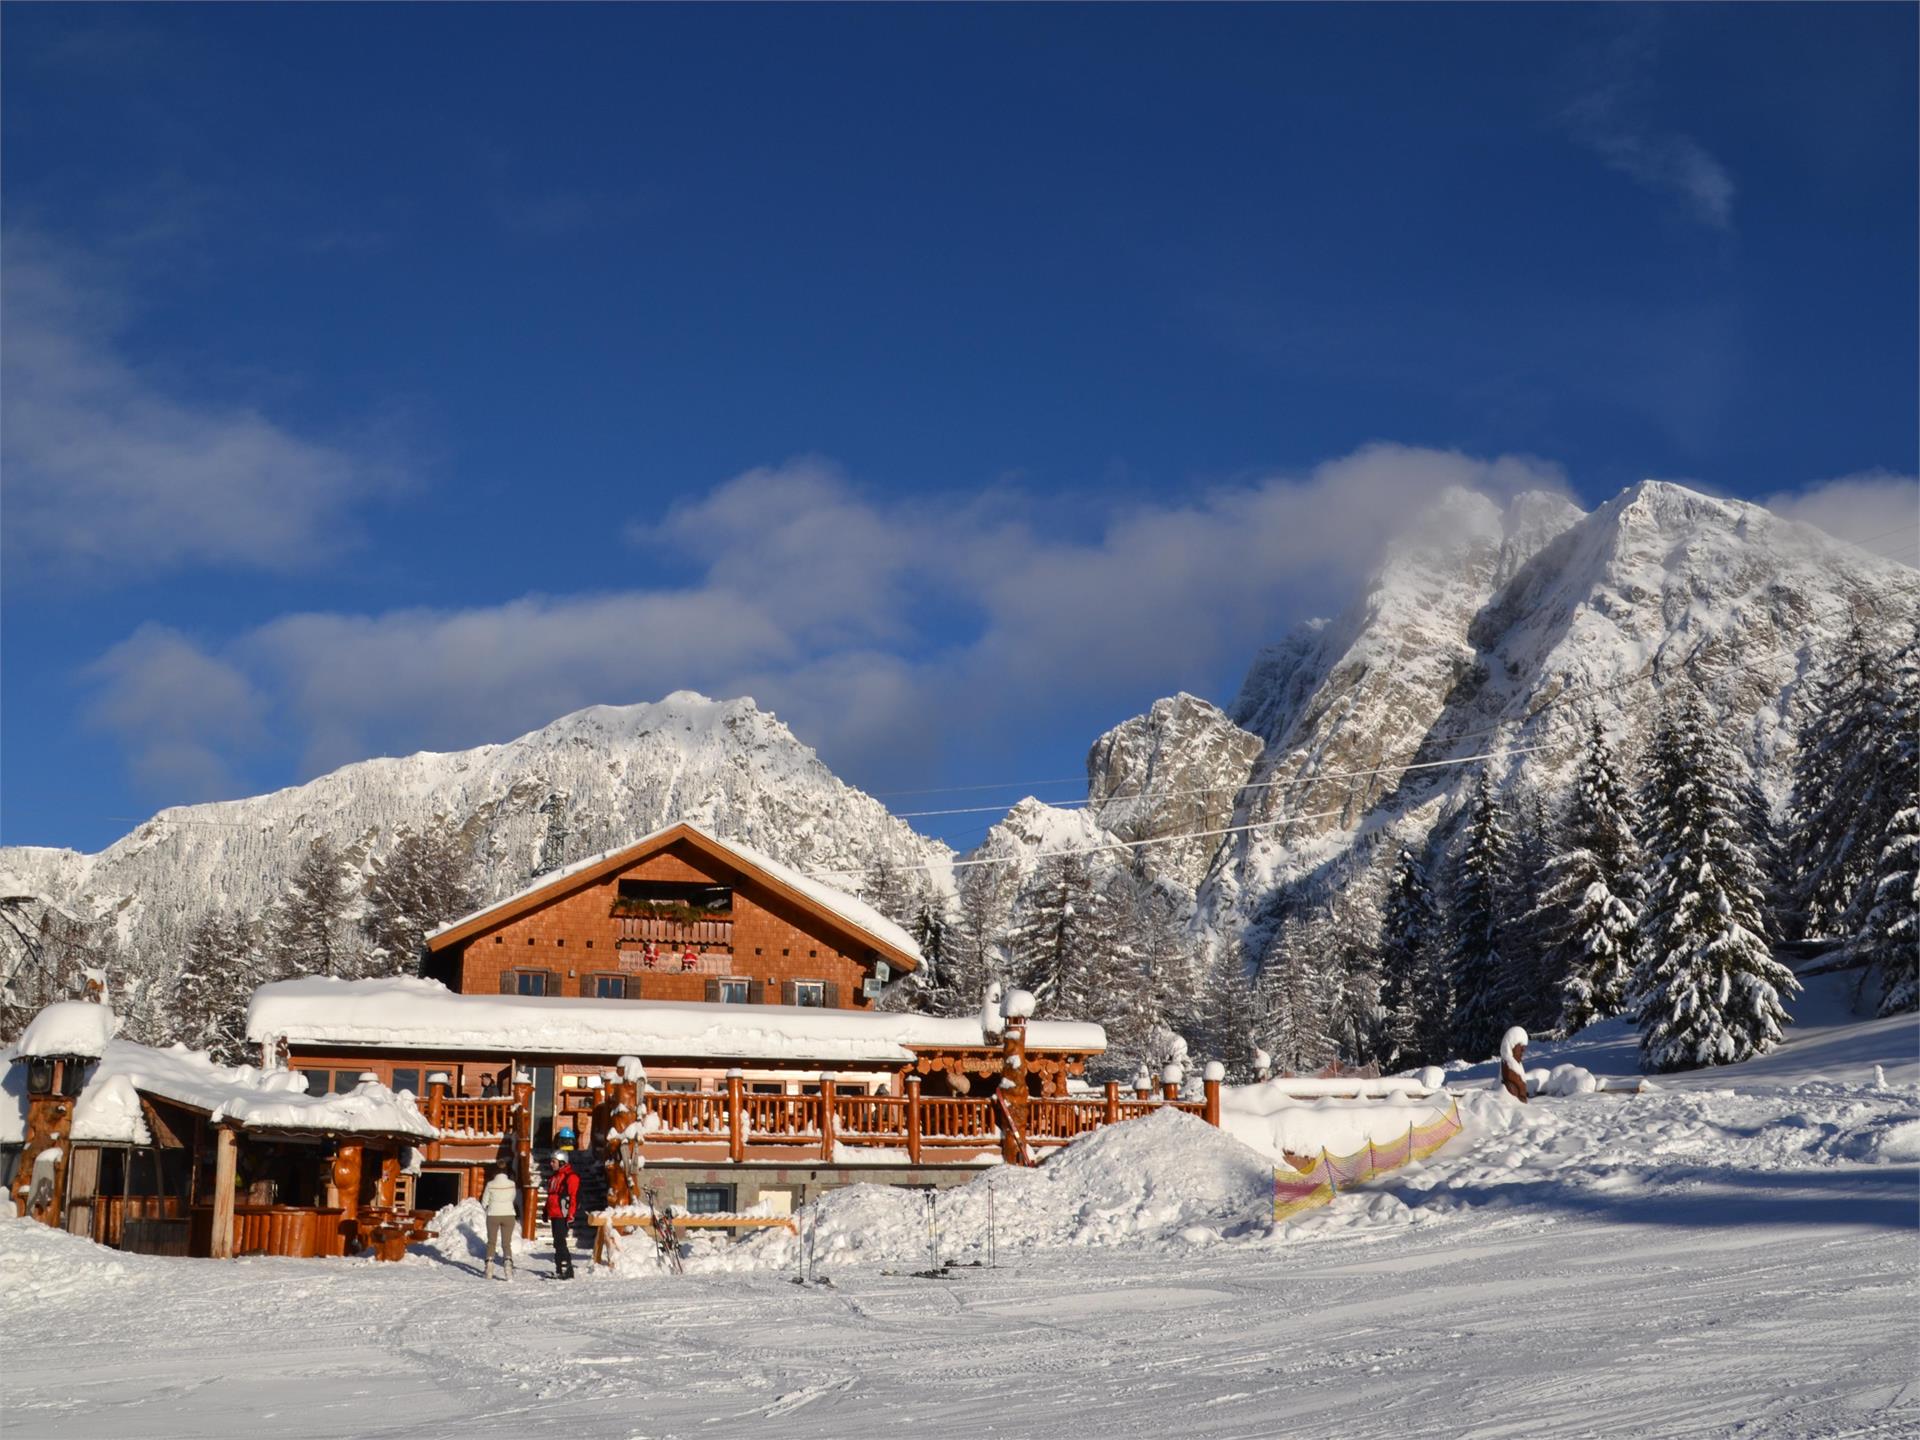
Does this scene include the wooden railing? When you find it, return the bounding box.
[615,915,735,948]
[745,1092,819,1140]
[644,1090,729,1137]
[1025,1098,1109,1143]
[835,1093,907,1139]
[919,1096,1000,1144]
[433,1096,514,1138]
[577,1077,1224,1168]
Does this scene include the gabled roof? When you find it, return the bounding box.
[424,822,922,973]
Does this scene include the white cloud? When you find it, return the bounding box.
[78,445,1571,796]
[1763,471,1919,566]
[82,625,268,798]
[1,230,402,577]
[1562,25,1735,231]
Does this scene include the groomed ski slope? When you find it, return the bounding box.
[2,967,1914,1440]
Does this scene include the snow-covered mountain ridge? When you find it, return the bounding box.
[5,479,1913,1002]
[1,692,950,958]
[1170,480,1918,950]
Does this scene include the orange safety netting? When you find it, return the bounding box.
[1271,1096,1463,1223]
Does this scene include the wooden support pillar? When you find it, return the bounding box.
[210,1126,237,1260]
[819,1076,837,1162]
[512,1071,536,1240]
[332,1140,365,1224]
[906,1075,923,1164]
[726,1070,745,1164]
[1104,1080,1121,1126]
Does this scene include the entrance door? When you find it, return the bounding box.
[531,1066,557,1144]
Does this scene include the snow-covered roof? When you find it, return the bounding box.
[2,1035,439,1147]
[247,976,1106,1063]
[16,1001,115,1059]
[424,821,923,967]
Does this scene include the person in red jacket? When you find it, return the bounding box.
[546,1134,582,1280]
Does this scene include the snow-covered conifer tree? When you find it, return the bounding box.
[267,836,358,980]
[1448,771,1516,1061]
[173,912,261,1064]
[1008,852,1110,1014]
[1255,917,1334,1075]
[942,864,1013,1016]
[1379,846,1447,1069]
[1632,691,1799,1071]
[1787,622,1900,938]
[1536,716,1643,1034]
[361,825,480,977]
[1857,631,1918,1013]
[1861,802,1917,1014]
[1200,943,1263,1082]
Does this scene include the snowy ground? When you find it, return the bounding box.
[4,970,1915,1440]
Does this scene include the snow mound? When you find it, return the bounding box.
[17,1002,115,1058]
[691,1110,1278,1274]
[409,1198,535,1269]
[0,1216,138,1303]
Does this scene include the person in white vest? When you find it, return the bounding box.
[481,1165,519,1280]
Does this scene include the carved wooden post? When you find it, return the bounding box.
[333,1140,365,1224]
[726,1070,745,1164]
[1162,1062,1184,1105]
[512,1070,536,1239]
[819,1076,838,1162]
[1202,1062,1224,1128]
[1104,1080,1121,1126]
[425,1071,449,1128]
[906,1074,923,1165]
[210,1126,238,1260]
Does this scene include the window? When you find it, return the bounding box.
[296,1068,332,1096]
[750,1082,785,1094]
[662,1079,699,1093]
[334,1070,366,1093]
[717,978,751,1004]
[594,975,627,999]
[391,1067,422,1096]
[685,1184,735,1215]
[793,981,825,1008]
[516,971,549,997]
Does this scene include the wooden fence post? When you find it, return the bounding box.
[1104,1080,1121,1126]
[1162,1063,1184,1105]
[210,1126,237,1260]
[819,1076,837,1162]
[906,1075,923,1165]
[727,1070,745,1164]
[1202,1062,1224,1127]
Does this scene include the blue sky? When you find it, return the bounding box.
[4,3,1916,855]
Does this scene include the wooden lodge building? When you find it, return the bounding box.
[8,822,1228,1260]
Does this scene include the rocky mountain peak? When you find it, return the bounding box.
[1087,694,1263,890]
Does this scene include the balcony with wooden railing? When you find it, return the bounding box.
[614,914,735,950]
[574,1075,1221,1169]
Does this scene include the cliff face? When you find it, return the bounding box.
[1086,694,1263,891]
